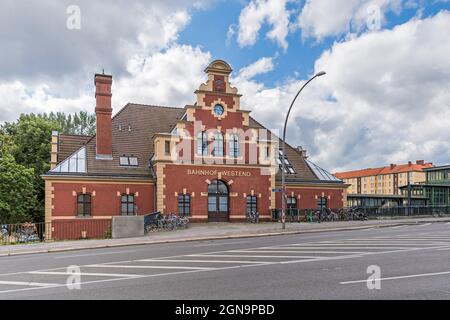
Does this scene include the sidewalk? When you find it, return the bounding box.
[1,217,450,257]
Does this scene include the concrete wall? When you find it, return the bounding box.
[112,216,144,239]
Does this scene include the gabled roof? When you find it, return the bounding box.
[335,162,433,179]
[49,103,342,184]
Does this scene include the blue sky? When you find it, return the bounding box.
[177,0,449,87]
[0,0,449,171]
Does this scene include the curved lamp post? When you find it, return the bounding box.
[281,71,326,229]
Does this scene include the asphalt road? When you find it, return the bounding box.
[0,221,450,300]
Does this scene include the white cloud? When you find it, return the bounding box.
[237,11,450,171]
[235,57,275,81]
[113,45,211,109]
[237,0,290,49]
[298,0,403,41]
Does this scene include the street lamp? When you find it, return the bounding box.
[281,71,327,229]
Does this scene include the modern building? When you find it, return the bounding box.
[400,164,450,206]
[42,60,346,239]
[335,161,433,207]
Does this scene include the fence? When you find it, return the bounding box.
[271,205,450,222]
[1,219,112,245]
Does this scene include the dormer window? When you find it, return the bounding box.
[120,155,138,167]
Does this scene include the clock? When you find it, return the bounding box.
[214,104,224,116]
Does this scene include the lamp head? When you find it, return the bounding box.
[316,71,326,77]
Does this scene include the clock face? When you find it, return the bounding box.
[214,104,224,116]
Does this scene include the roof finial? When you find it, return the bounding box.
[102,69,105,75]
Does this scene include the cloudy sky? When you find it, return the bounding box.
[1,0,449,172]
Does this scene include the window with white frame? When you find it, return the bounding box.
[119,155,138,166]
[196,132,208,156]
[212,132,224,157]
[229,134,240,158]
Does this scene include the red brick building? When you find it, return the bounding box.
[43,60,346,239]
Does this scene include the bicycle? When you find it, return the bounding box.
[246,211,259,223]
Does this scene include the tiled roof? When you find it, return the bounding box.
[57,134,91,164]
[51,103,341,183]
[334,162,433,179]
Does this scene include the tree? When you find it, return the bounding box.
[0,110,95,223]
[0,154,39,224]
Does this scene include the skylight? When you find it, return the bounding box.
[306,159,341,182]
[51,147,86,173]
[120,156,138,167]
[278,150,296,174]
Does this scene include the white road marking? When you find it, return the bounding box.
[0,281,59,287]
[86,264,215,270]
[28,271,141,278]
[390,226,404,229]
[341,270,450,285]
[139,259,269,264]
[188,254,320,259]
[54,250,137,259]
[436,247,450,251]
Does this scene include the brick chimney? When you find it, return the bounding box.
[416,160,425,165]
[95,73,113,160]
[390,163,396,169]
[408,161,412,166]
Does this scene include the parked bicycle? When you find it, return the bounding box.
[246,211,260,223]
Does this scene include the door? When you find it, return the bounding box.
[208,180,229,222]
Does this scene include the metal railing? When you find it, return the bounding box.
[271,205,450,222]
[1,219,112,245]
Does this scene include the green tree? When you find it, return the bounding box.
[0,154,39,224]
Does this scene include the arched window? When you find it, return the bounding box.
[77,194,91,217]
[196,132,208,156]
[212,132,224,157]
[121,194,135,216]
[229,134,240,158]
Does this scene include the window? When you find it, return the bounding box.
[121,194,135,216]
[265,146,270,159]
[178,194,191,216]
[246,195,257,215]
[212,132,224,156]
[229,134,240,158]
[77,194,91,217]
[165,141,171,156]
[278,150,296,174]
[317,197,327,211]
[51,147,86,173]
[120,156,138,166]
[197,132,208,156]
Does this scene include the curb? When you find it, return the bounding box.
[2,219,449,257]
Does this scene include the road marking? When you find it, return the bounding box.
[139,259,269,264]
[446,222,450,225]
[390,226,404,229]
[437,247,450,251]
[86,264,215,270]
[28,271,141,278]
[340,270,450,285]
[194,241,250,247]
[0,281,59,287]
[54,250,137,259]
[188,254,319,259]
